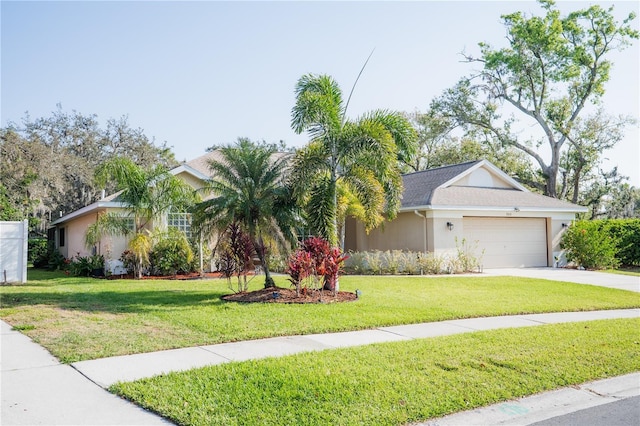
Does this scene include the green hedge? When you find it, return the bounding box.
[604,219,640,266]
[561,219,640,268]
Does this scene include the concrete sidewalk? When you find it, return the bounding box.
[72,308,640,388]
[484,267,640,293]
[0,321,170,425]
[3,309,639,426]
[2,266,639,425]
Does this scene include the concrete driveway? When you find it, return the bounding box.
[483,267,639,293]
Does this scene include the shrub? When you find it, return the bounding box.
[561,220,620,270]
[364,250,383,275]
[287,250,314,296]
[215,223,255,293]
[149,228,194,276]
[69,254,105,277]
[28,238,49,265]
[341,249,481,275]
[47,250,68,271]
[454,238,484,272]
[287,237,348,293]
[416,252,446,274]
[605,219,640,267]
[119,250,136,275]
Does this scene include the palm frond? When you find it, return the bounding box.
[304,175,337,244]
[291,74,344,139]
[84,212,134,248]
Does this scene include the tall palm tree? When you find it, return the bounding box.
[290,73,418,247]
[192,139,299,288]
[86,157,197,278]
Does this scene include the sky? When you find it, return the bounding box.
[2,0,639,185]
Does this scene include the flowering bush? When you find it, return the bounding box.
[561,220,620,270]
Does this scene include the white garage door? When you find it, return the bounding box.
[463,217,548,268]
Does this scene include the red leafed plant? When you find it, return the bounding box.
[287,250,314,296]
[288,237,349,295]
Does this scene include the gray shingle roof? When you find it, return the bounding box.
[401,161,481,207]
[401,160,585,212]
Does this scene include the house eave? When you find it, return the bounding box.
[400,205,588,214]
[50,201,126,226]
[170,164,210,181]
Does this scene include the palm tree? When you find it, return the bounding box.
[192,139,299,288]
[290,73,418,247]
[85,157,197,278]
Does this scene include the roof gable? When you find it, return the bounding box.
[402,161,481,208]
[401,159,586,212]
[439,160,529,192]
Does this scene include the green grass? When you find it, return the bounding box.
[111,318,640,426]
[604,267,640,277]
[1,269,639,362]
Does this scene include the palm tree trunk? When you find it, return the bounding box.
[253,234,275,288]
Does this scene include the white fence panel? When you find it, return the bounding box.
[0,220,28,284]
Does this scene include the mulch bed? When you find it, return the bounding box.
[222,287,358,304]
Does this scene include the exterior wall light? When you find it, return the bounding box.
[562,223,569,228]
[446,222,454,231]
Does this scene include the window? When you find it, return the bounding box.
[123,217,135,232]
[168,213,192,238]
[59,227,65,247]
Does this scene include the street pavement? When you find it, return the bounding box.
[1,268,639,425]
[530,395,640,426]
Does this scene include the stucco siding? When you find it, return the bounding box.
[349,212,426,252]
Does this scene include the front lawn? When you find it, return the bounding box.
[0,269,638,362]
[112,318,640,426]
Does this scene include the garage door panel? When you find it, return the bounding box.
[463,217,547,268]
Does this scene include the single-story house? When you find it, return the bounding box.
[48,151,225,269]
[344,160,587,268]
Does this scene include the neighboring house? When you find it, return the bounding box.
[344,160,587,268]
[49,151,225,268]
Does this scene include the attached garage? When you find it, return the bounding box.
[463,217,547,268]
[345,160,587,268]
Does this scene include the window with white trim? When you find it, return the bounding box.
[168,213,192,238]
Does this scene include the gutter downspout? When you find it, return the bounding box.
[413,210,427,253]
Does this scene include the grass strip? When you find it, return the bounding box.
[112,318,640,426]
[604,267,640,277]
[1,270,639,362]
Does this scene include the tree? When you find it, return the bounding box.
[0,106,177,235]
[86,157,197,278]
[560,109,636,203]
[402,110,537,184]
[579,168,639,219]
[431,0,638,198]
[290,73,417,247]
[192,139,299,288]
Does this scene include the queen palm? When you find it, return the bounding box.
[291,73,417,247]
[192,139,299,288]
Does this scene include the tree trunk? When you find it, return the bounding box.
[253,235,275,288]
[545,145,562,198]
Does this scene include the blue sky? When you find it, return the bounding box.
[2,0,638,185]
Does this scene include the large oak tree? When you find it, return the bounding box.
[431,0,638,198]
